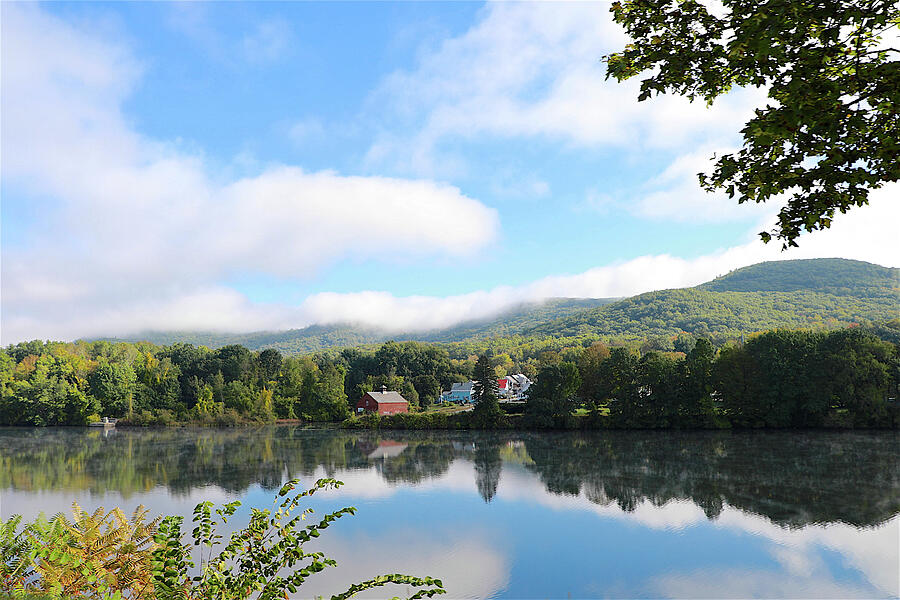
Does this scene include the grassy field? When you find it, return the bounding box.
[572,407,610,417]
[424,403,472,415]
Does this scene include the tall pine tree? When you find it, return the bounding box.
[472,354,502,428]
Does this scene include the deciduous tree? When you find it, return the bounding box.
[526,362,581,427]
[606,0,900,246]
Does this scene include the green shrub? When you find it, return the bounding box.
[1,504,159,599]
[1,482,446,600]
[213,409,244,427]
[151,478,445,600]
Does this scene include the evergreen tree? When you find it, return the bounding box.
[474,439,503,502]
[681,338,716,425]
[472,354,501,427]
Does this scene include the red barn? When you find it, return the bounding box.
[356,387,409,415]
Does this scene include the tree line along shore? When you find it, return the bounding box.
[2,321,898,430]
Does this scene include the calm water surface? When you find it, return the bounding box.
[1,426,897,599]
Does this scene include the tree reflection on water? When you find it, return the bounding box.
[1,426,897,528]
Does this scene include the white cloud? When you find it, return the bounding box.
[2,3,897,345]
[364,1,778,229]
[165,4,291,65]
[629,146,774,222]
[0,4,497,343]
[489,172,551,200]
[241,19,291,63]
[365,2,767,175]
[284,184,898,334]
[3,183,896,342]
[287,117,326,144]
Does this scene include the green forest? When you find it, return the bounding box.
[698,258,899,294]
[2,322,898,429]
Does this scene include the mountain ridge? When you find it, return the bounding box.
[97,258,898,353]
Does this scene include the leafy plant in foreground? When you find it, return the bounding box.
[152,477,445,600]
[1,503,160,599]
[1,480,444,599]
[1,514,34,595]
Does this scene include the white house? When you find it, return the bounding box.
[500,374,532,400]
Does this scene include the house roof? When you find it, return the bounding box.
[450,381,474,392]
[498,379,508,389]
[362,390,408,404]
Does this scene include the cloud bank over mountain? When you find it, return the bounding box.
[1,3,897,344]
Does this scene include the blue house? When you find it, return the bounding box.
[441,381,475,404]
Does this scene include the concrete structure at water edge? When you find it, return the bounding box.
[356,387,409,415]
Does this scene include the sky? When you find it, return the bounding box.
[1,1,898,344]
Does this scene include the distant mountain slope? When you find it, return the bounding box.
[527,288,898,339]
[529,259,898,340]
[106,298,616,353]
[415,298,615,343]
[115,324,390,354]
[100,258,898,353]
[699,258,898,295]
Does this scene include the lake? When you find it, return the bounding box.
[1,426,897,598]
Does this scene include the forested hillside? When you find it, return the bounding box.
[99,259,897,354]
[112,324,392,354]
[699,258,898,294]
[529,289,898,340]
[530,259,897,340]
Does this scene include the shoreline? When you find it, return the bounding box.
[71,414,899,432]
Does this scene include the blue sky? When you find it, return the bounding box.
[2,2,897,343]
